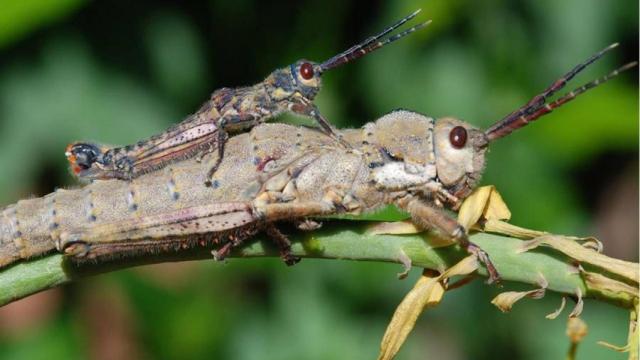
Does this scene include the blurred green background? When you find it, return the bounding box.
[0,0,637,359]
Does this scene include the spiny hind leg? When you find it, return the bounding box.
[399,198,501,284]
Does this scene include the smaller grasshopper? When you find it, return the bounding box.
[66,10,429,185]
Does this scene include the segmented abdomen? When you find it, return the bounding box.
[0,188,86,268]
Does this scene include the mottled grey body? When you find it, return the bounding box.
[1,43,632,286]
[0,111,487,270]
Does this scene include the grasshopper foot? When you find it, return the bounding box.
[454,226,500,284]
[265,224,300,266]
[282,252,301,266]
[467,242,500,284]
[401,199,501,285]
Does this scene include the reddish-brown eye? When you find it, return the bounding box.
[300,62,314,80]
[449,126,467,148]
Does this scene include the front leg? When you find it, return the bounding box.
[397,197,501,284]
[290,101,349,148]
[424,182,461,208]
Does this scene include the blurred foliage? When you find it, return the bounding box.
[0,0,85,47]
[0,0,637,359]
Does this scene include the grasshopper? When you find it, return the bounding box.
[65,10,429,185]
[1,44,634,285]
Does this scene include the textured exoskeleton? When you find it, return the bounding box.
[0,43,634,284]
[2,111,497,273]
[65,11,428,184]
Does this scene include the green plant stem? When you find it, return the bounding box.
[0,221,636,307]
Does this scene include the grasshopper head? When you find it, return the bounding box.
[269,11,429,106]
[290,59,323,100]
[432,117,488,198]
[365,110,487,202]
[267,60,323,104]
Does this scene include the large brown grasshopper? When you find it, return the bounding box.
[65,10,429,185]
[0,44,634,284]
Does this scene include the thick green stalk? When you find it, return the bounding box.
[1,221,636,308]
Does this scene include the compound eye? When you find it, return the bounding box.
[449,126,467,149]
[299,62,314,80]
